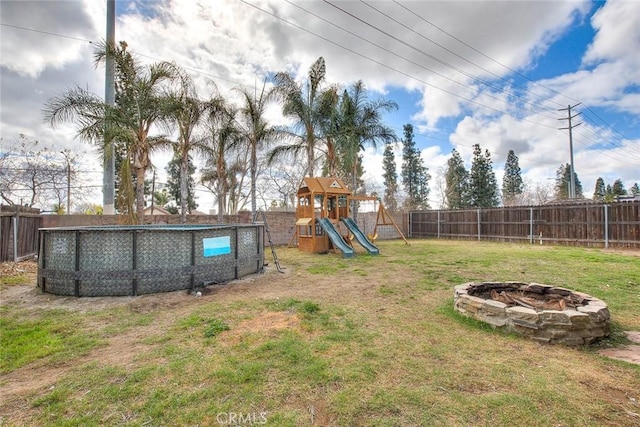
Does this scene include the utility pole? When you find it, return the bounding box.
[103,0,116,214]
[558,103,582,199]
[61,150,72,214]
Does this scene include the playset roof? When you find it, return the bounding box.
[297,177,351,196]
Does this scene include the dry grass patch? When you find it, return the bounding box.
[1,240,639,426]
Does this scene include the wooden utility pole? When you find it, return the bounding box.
[558,103,582,199]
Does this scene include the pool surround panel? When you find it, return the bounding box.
[37,224,264,297]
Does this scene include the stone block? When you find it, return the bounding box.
[454,283,472,294]
[482,299,507,315]
[577,305,610,323]
[565,310,591,328]
[547,329,570,339]
[479,314,508,327]
[507,306,539,323]
[538,310,571,326]
[512,321,539,332]
[511,318,539,330]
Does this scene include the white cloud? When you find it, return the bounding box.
[583,0,640,65]
[1,0,637,210]
[0,1,99,78]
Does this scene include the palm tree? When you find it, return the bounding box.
[235,81,280,216]
[44,41,180,224]
[318,87,341,176]
[336,80,397,193]
[201,99,241,222]
[271,57,335,178]
[163,74,215,222]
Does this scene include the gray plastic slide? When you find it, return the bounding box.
[341,217,380,255]
[317,217,355,258]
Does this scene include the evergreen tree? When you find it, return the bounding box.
[501,149,523,206]
[382,141,399,212]
[444,148,469,209]
[604,184,614,202]
[468,144,499,207]
[631,183,640,195]
[166,153,198,213]
[555,163,583,199]
[612,179,627,196]
[400,124,430,210]
[593,177,606,201]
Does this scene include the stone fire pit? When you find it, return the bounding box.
[454,282,610,346]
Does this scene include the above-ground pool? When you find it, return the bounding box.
[37,224,264,297]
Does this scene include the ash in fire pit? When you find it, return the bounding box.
[454,282,610,346]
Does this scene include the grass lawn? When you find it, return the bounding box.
[1,239,639,426]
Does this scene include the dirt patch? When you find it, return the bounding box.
[0,264,321,420]
[1,252,639,424]
[602,248,640,257]
[232,311,301,335]
[0,260,38,277]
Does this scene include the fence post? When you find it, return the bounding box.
[604,205,609,248]
[477,209,481,241]
[12,214,18,262]
[529,207,533,245]
[437,210,440,239]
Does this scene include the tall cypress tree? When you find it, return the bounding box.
[612,179,627,196]
[502,149,523,206]
[593,177,606,201]
[400,124,430,210]
[382,141,399,212]
[469,144,499,207]
[444,148,469,209]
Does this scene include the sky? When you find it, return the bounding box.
[1,0,639,210]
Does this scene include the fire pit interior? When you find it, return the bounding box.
[454,282,610,345]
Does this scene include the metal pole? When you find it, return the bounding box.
[103,0,116,214]
[604,204,609,248]
[529,207,533,244]
[558,103,582,199]
[66,162,71,214]
[12,215,18,262]
[568,112,576,199]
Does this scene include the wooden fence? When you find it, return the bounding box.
[409,201,640,248]
[0,206,41,262]
[5,201,636,264]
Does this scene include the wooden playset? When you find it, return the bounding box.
[291,177,406,257]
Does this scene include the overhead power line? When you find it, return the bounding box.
[239,0,558,130]
[3,6,636,164]
[0,22,94,43]
[355,0,565,116]
[390,0,579,109]
[287,0,560,122]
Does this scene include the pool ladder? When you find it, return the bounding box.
[253,210,285,273]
